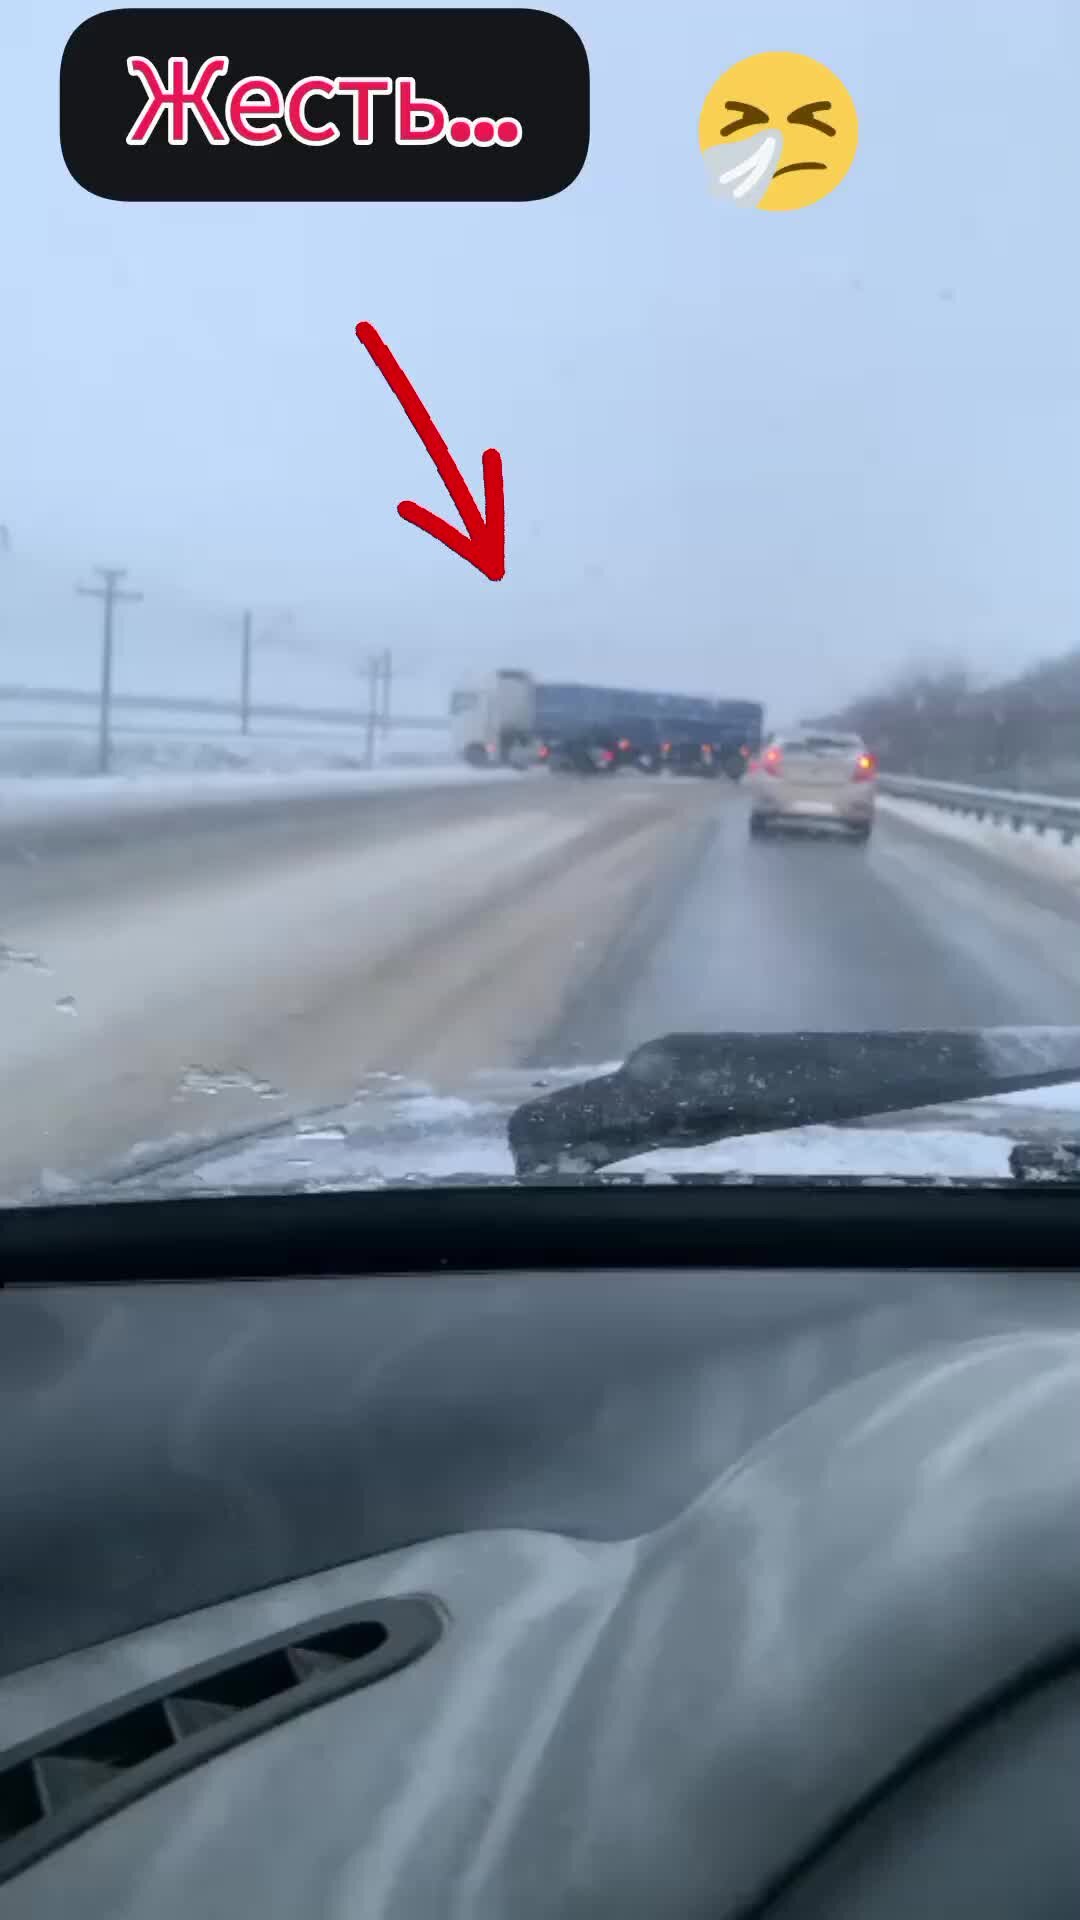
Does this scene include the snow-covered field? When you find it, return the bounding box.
[0,722,451,780]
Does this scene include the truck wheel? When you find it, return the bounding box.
[749,813,770,839]
[465,745,490,769]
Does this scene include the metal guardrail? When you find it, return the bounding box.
[879,773,1080,845]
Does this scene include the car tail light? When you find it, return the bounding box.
[762,746,783,776]
[600,748,615,764]
[852,752,876,782]
[617,737,631,752]
[538,743,549,758]
[661,741,671,755]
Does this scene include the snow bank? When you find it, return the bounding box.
[0,761,517,834]
[878,793,1080,897]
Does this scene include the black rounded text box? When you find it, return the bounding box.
[61,8,589,201]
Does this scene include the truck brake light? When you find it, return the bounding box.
[763,746,782,776]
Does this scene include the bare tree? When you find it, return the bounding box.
[828,647,1080,792]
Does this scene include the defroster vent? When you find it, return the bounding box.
[0,1596,442,1885]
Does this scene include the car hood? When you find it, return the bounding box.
[34,1060,1080,1201]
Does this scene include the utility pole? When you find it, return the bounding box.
[379,647,392,737]
[240,608,253,734]
[364,654,379,768]
[76,566,142,774]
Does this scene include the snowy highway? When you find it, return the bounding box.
[4,771,1080,1196]
[547,792,1080,1062]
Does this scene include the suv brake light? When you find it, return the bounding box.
[852,752,876,782]
[762,746,782,776]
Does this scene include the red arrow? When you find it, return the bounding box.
[355,321,505,582]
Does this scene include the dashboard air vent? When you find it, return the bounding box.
[0,1596,441,1885]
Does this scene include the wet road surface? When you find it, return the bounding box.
[4,772,1080,1192]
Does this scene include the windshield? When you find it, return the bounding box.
[3,5,1079,1202]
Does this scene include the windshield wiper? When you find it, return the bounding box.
[508,1029,1080,1176]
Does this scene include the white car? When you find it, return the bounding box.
[746,730,877,841]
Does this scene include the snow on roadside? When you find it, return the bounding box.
[0,761,518,833]
[878,793,1080,896]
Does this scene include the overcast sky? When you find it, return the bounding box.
[1,0,1076,720]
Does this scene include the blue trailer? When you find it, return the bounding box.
[535,683,764,776]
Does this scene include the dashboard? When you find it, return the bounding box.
[2,1259,1080,1916]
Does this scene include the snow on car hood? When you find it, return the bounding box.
[70,1063,1080,1198]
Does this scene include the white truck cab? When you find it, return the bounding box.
[449,669,538,766]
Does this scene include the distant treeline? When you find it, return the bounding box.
[816,650,1080,794]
